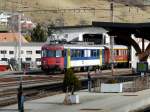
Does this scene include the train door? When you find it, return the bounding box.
[64,48,71,69]
[104,47,110,64]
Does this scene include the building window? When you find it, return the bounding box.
[26,51,32,54]
[1,58,7,61]
[1,50,7,54]
[36,50,41,54]
[36,58,41,61]
[9,51,14,54]
[26,58,31,61]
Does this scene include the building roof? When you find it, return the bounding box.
[92,22,150,41]
[0,42,45,46]
[50,25,107,34]
[0,33,28,43]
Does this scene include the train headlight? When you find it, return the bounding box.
[43,60,47,65]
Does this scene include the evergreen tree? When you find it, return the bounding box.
[24,35,32,42]
[47,23,55,36]
[63,68,81,95]
[31,23,47,42]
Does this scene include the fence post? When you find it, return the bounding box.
[87,71,92,92]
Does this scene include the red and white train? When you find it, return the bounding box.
[41,43,128,73]
[0,61,9,71]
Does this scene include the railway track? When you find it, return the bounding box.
[0,68,134,107]
[0,79,63,107]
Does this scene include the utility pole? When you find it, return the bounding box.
[110,0,114,76]
[18,12,22,71]
[17,1,24,111]
[110,36,114,76]
[18,0,22,71]
[110,0,114,22]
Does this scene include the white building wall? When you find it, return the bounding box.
[0,43,43,68]
[47,27,107,42]
[131,35,150,71]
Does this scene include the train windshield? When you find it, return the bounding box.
[56,50,62,57]
[42,49,62,57]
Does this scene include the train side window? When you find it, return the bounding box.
[71,49,84,58]
[75,50,78,57]
[97,50,99,57]
[125,50,127,55]
[71,50,75,57]
[122,50,124,55]
[116,50,119,56]
[91,50,97,57]
[124,50,126,55]
[114,50,116,56]
[77,50,81,57]
[120,50,122,55]
[121,50,123,55]
[81,50,84,57]
[85,50,91,57]
[71,49,83,58]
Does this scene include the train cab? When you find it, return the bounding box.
[41,44,64,72]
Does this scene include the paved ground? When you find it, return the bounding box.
[1,88,150,112]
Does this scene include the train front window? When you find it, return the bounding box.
[42,50,47,57]
[42,49,62,57]
[56,50,62,57]
[47,50,55,57]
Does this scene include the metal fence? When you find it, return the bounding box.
[92,74,150,92]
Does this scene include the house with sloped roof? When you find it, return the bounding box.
[0,33,28,43]
[0,12,11,25]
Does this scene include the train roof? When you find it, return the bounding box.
[104,44,128,49]
[43,43,106,49]
[42,43,128,49]
[64,44,105,49]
